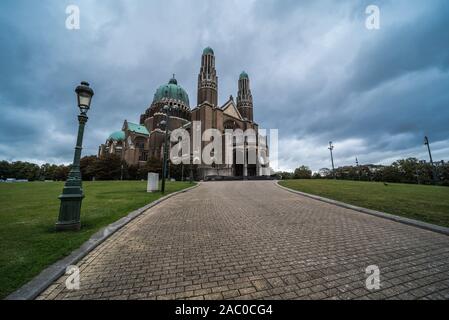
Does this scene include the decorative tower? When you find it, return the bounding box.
[236,71,253,121]
[197,47,218,107]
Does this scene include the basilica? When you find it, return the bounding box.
[98,47,269,179]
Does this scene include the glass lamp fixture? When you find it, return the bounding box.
[75,81,94,114]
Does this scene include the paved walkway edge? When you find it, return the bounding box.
[6,183,200,301]
[275,181,449,237]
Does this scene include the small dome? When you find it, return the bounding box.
[203,47,214,55]
[168,77,178,85]
[239,71,249,80]
[108,131,125,141]
[153,77,190,107]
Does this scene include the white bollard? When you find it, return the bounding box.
[147,173,159,192]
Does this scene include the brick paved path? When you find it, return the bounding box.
[38,181,449,300]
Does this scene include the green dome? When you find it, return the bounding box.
[239,71,249,80]
[108,131,125,141]
[153,77,190,106]
[203,47,214,55]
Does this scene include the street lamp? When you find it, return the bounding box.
[424,136,437,184]
[328,141,336,179]
[189,153,195,184]
[160,105,178,193]
[56,81,94,231]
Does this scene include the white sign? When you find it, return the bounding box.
[147,173,159,192]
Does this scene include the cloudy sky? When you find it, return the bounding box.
[1,0,448,171]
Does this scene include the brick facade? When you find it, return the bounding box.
[98,48,268,179]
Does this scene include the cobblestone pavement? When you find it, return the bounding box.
[38,181,449,300]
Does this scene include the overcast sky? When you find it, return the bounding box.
[1,0,448,171]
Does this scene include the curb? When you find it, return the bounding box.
[275,181,449,237]
[6,183,200,300]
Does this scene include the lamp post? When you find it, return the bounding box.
[181,163,184,181]
[424,136,437,184]
[160,105,178,193]
[356,157,361,180]
[189,153,194,184]
[328,141,336,179]
[56,81,94,231]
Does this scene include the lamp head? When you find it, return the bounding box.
[75,81,94,114]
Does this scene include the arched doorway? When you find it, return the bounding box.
[233,147,244,177]
[224,120,245,177]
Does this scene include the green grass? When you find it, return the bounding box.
[0,180,194,299]
[279,179,449,228]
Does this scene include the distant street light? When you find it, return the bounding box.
[56,81,94,231]
[424,136,437,184]
[356,157,361,180]
[328,141,336,179]
[160,105,178,193]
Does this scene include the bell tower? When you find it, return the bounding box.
[197,47,218,107]
[236,71,253,121]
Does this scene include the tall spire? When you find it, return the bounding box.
[237,71,253,121]
[197,47,218,106]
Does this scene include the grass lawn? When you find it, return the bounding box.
[0,180,194,299]
[279,179,449,228]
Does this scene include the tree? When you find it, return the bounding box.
[359,165,372,181]
[146,157,162,176]
[439,163,449,186]
[0,160,11,180]
[1,156,449,185]
[318,168,332,179]
[53,165,70,181]
[136,157,162,180]
[91,154,123,180]
[39,163,51,180]
[80,155,98,181]
[394,158,419,184]
[378,165,401,183]
[9,161,40,181]
[275,171,293,180]
[169,163,185,181]
[415,161,433,185]
[127,165,139,180]
[40,163,61,180]
[293,166,312,179]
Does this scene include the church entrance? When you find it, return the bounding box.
[247,165,257,177]
[233,148,244,177]
[234,164,244,177]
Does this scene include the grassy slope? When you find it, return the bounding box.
[0,181,194,298]
[279,180,449,228]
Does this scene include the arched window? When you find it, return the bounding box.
[224,120,240,130]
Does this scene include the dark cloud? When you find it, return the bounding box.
[0,0,448,171]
